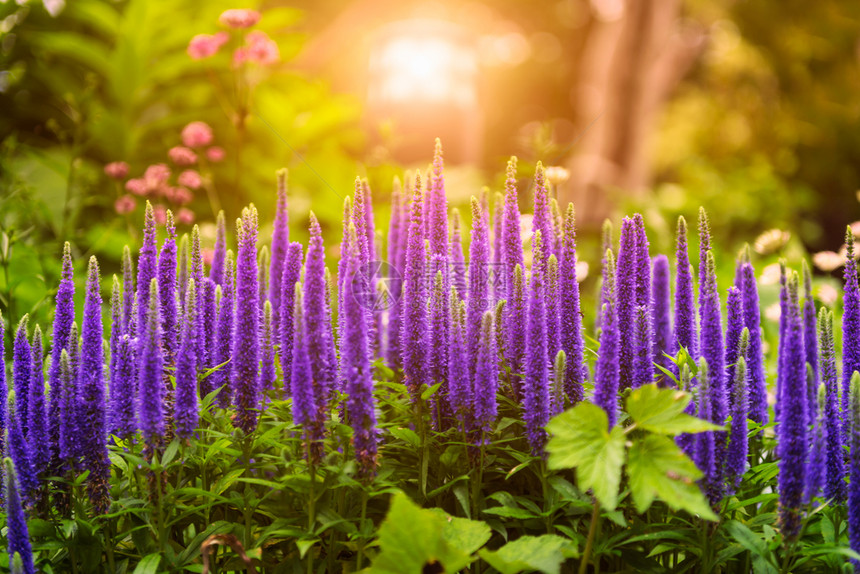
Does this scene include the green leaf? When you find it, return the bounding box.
[627,434,717,520]
[723,521,777,574]
[482,506,538,520]
[479,535,577,574]
[296,537,319,559]
[421,382,443,400]
[369,491,475,573]
[429,509,492,555]
[546,403,625,510]
[132,553,162,574]
[626,385,722,434]
[161,438,181,466]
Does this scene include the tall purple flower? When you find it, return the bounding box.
[79,256,110,513]
[594,249,620,428]
[819,307,846,502]
[491,191,504,302]
[258,248,270,312]
[473,311,498,438]
[616,217,637,389]
[724,286,744,409]
[279,243,303,396]
[428,139,449,261]
[739,261,768,424]
[210,210,228,288]
[138,279,164,444]
[632,305,652,388]
[158,211,179,364]
[802,261,818,424]
[673,216,697,361]
[58,351,77,464]
[260,300,276,394]
[524,232,550,454]
[136,202,158,344]
[597,219,613,330]
[633,215,652,381]
[352,179,376,351]
[12,316,30,437]
[200,278,218,378]
[693,359,719,506]
[546,255,561,381]
[726,349,748,496]
[290,286,323,461]
[777,271,808,540]
[304,213,335,414]
[343,224,378,478]
[848,373,860,563]
[109,298,136,441]
[700,251,727,486]
[121,244,134,335]
[559,203,584,403]
[447,289,470,429]
[5,392,36,505]
[805,384,826,503]
[842,227,860,430]
[502,158,525,376]
[532,163,554,265]
[174,279,199,439]
[466,196,490,378]
[213,251,235,407]
[0,310,5,456]
[697,208,711,307]
[429,268,450,429]
[48,242,74,465]
[232,207,261,434]
[27,326,47,477]
[450,209,466,299]
[269,169,290,345]
[386,185,404,368]
[651,255,672,384]
[401,174,429,401]
[506,265,526,397]
[4,458,35,574]
[178,233,189,308]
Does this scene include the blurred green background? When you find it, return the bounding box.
[1,0,859,345]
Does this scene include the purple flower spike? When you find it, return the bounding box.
[447,289,470,430]
[429,268,450,429]
[49,242,74,465]
[269,169,290,346]
[213,251,235,407]
[158,211,179,364]
[261,300,276,394]
[136,202,159,344]
[819,307,846,502]
[651,255,672,384]
[279,243,303,393]
[304,212,335,414]
[174,279,199,439]
[79,256,110,514]
[4,458,35,574]
[386,185,404,368]
[777,271,808,540]
[473,311,499,438]
[109,280,136,440]
[5,392,37,505]
[178,233,189,308]
[0,310,6,455]
[502,158,525,377]
[492,192,504,302]
[848,373,860,563]
[13,316,31,437]
[401,173,429,401]
[27,325,48,477]
[532,163,554,265]
[428,139,449,261]
[546,255,561,376]
[802,261,818,424]
[232,207,262,434]
[506,265,527,396]
[121,245,134,336]
[697,207,711,305]
[700,251,727,484]
[343,224,378,479]
[724,286,744,409]
[290,285,323,462]
[210,210,228,288]
[693,359,720,506]
[559,204,584,403]
[673,216,697,361]
[450,209,466,299]
[726,350,748,496]
[594,249,620,428]
[466,196,491,379]
[523,231,550,455]
[632,305,652,388]
[597,219,613,330]
[806,384,826,503]
[138,279,165,445]
[58,335,80,465]
[616,217,637,390]
[739,261,768,424]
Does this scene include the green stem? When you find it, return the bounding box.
[307,449,317,574]
[155,450,166,556]
[243,435,253,550]
[104,522,116,574]
[356,488,368,570]
[579,500,600,574]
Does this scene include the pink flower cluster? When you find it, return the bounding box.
[105,121,225,221]
[186,8,279,67]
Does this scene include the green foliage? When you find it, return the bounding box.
[479,535,577,574]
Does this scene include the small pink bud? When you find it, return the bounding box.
[202,248,215,266]
[144,163,171,193]
[153,205,168,225]
[219,9,261,29]
[177,208,196,225]
[187,32,229,60]
[168,146,198,166]
[165,186,194,205]
[206,146,225,162]
[125,178,148,196]
[181,121,214,148]
[104,161,129,180]
[114,195,137,215]
[178,169,203,190]
[245,30,279,65]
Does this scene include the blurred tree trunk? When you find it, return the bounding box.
[561,0,704,224]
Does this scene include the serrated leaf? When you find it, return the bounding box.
[478,535,577,574]
[627,434,717,520]
[368,491,474,573]
[546,403,625,510]
[626,384,722,434]
[429,509,492,555]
